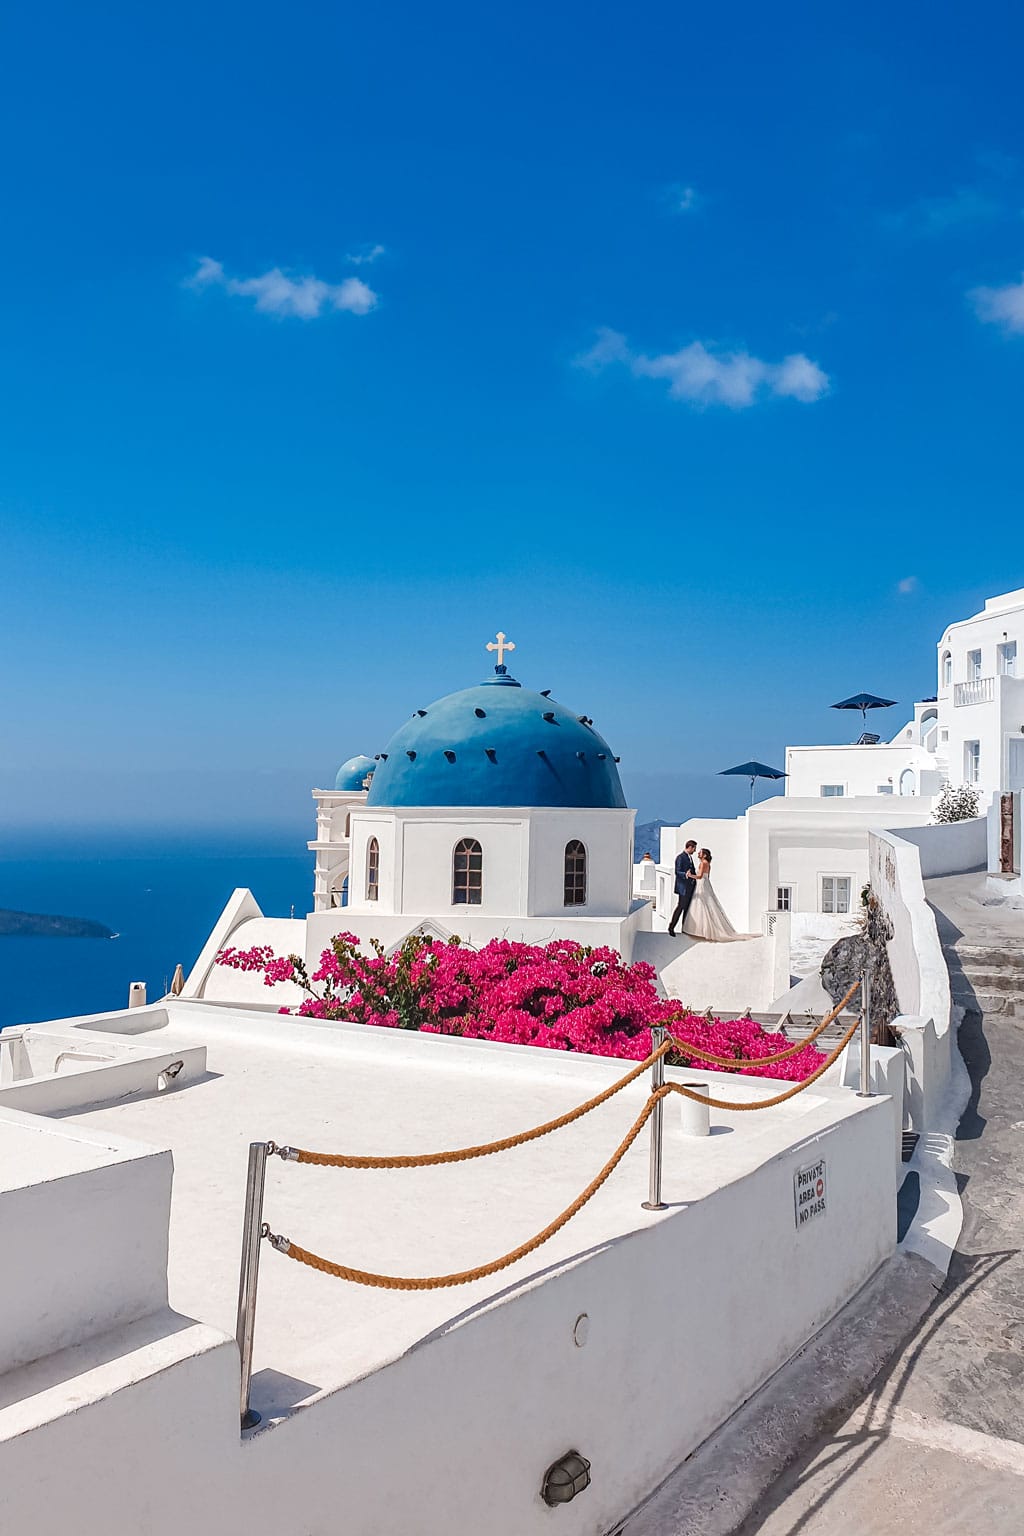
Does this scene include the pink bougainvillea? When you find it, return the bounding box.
[216,933,824,1081]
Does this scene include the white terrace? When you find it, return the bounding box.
[0,998,897,1536]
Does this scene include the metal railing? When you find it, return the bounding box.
[954,676,994,706]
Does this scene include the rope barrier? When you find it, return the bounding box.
[274,983,861,1170]
[265,1092,658,1290]
[665,978,861,1070]
[661,1011,862,1111]
[281,1045,666,1169]
[260,1008,864,1290]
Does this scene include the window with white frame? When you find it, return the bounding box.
[967,649,982,681]
[964,740,981,784]
[820,784,844,797]
[941,651,952,687]
[776,886,793,912]
[999,641,1017,676]
[821,876,851,914]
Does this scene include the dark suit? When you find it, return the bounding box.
[668,851,697,935]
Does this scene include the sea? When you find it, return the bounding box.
[0,828,313,1029]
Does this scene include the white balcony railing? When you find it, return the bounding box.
[954,676,994,707]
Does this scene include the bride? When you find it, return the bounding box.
[683,848,748,943]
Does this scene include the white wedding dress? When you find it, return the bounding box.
[683,870,748,943]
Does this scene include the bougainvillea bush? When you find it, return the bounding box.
[217,933,825,1081]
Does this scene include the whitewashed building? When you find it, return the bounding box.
[649,587,1024,933]
[936,587,1024,802]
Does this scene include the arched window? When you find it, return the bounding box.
[452,838,483,905]
[941,652,952,688]
[564,840,587,906]
[366,837,380,902]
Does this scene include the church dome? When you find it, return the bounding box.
[366,669,626,809]
[334,754,376,792]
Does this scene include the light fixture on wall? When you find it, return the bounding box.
[541,1450,591,1506]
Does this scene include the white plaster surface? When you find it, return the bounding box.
[0,1002,897,1536]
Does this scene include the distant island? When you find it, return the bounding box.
[634,819,670,860]
[0,908,115,939]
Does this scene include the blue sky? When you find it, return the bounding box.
[2,1,1024,832]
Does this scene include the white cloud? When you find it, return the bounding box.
[970,273,1024,335]
[346,243,386,266]
[188,256,377,318]
[575,328,829,409]
[673,184,699,213]
[897,576,919,595]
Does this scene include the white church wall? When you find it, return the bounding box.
[348,806,635,924]
[400,814,526,915]
[527,809,635,918]
[347,812,399,913]
[306,902,652,967]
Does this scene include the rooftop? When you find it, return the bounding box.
[5,1002,878,1426]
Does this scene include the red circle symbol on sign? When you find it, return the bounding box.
[816,1179,824,1197]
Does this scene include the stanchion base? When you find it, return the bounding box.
[241,1409,262,1431]
[855,1091,875,1099]
[641,1201,668,1211]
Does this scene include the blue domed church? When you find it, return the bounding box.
[308,637,646,956]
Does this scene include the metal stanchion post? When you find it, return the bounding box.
[236,1140,270,1430]
[641,1026,667,1211]
[856,971,874,1098]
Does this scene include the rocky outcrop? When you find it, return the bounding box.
[820,894,898,1041]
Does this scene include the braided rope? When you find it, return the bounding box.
[269,1093,658,1290]
[662,1011,862,1110]
[665,978,860,1070]
[291,1045,666,1169]
[264,1011,869,1290]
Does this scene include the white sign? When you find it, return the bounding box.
[794,1158,827,1228]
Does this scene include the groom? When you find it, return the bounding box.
[667,840,698,937]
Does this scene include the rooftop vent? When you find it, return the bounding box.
[443,750,456,763]
[474,707,486,718]
[543,710,556,722]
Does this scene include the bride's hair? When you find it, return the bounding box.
[699,848,712,863]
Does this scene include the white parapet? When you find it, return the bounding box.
[0,1108,172,1376]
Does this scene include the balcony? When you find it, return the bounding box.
[954,676,994,707]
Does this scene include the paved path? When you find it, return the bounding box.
[734,871,1024,1535]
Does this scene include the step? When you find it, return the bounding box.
[951,971,1024,997]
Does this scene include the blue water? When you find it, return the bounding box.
[0,830,313,1028]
